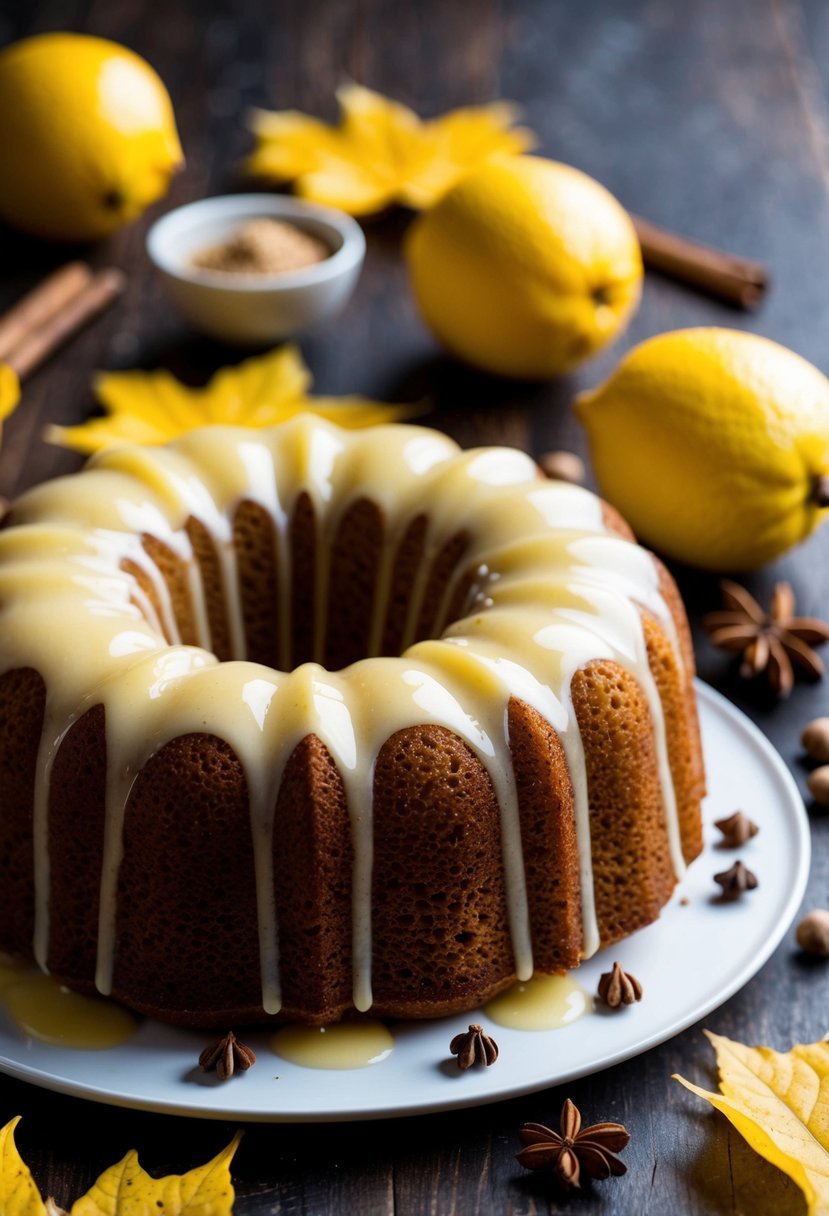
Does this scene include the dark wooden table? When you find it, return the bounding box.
[1,0,827,1211]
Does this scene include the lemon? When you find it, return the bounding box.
[0,33,183,242]
[404,155,642,379]
[576,328,829,571]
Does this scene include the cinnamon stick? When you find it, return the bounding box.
[7,268,126,381]
[0,262,93,360]
[631,214,768,310]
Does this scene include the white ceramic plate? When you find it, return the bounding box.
[0,683,809,1121]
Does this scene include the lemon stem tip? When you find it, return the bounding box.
[103,188,126,211]
[814,474,829,508]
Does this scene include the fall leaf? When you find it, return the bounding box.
[70,1133,242,1216]
[675,1030,829,1216]
[246,83,535,214]
[0,1118,241,1216]
[0,1116,47,1216]
[45,344,420,455]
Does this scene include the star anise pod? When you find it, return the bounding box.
[516,1098,629,1190]
[449,1023,499,1069]
[198,1030,256,1080]
[704,579,829,698]
[597,961,643,1008]
[714,860,758,901]
[714,810,759,848]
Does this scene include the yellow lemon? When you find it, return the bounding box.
[576,328,829,571]
[404,155,642,379]
[0,33,183,242]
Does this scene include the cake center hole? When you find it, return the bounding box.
[136,502,476,672]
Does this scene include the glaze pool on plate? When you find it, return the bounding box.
[0,683,809,1121]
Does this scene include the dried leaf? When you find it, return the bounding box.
[675,1030,829,1216]
[70,1133,242,1216]
[247,83,534,214]
[0,1118,240,1216]
[45,345,420,455]
[0,1117,47,1216]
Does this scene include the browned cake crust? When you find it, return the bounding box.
[370,724,513,1019]
[414,530,470,642]
[380,514,427,656]
[233,499,281,668]
[186,517,233,661]
[290,490,317,669]
[324,498,383,669]
[571,662,677,944]
[509,697,583,972]
[141,533,199,646]
[0,667,43,956]
[47,705,107,983]
[0,484,705,1027]
[274,734,354,1022]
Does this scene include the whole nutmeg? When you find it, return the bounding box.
[807,766,829,805]
[538,450,586,485]
[796,909,829,956]
[802,717,829,764]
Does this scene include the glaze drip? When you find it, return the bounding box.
[0,415,687,1015]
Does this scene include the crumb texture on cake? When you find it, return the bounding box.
[0,415,704,1026]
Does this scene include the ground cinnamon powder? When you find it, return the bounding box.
[193,218,329,276]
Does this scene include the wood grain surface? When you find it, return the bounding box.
[0,0,826,1211]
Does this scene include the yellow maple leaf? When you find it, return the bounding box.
[0,1118,241,1216]
[0,1117,47,1216]
[70,1133,242,1216]
[675,1030,829,1216]
[45,344,420,455]
[399,101,531,210]
[247,83,534,214]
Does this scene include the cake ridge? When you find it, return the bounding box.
[0,414,703,1023]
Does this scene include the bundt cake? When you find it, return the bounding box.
[0,414,704,1027]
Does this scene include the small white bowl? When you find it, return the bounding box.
[146,194,366,345]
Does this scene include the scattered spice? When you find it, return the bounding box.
[597,961,643,1008]
[795,909,829,956]
[198,1030,256,1080]
[192,218,329,277]
[679,896,690,906]
[714,811,759,848]
[802,717,829,763]
[675,1029,829,1214]
[449,1023,499,1069]
[807,766,829,805]
[703,579,829,697]
[516,1098,629,1190]
[714,860,758,901]
[538,450,585,485]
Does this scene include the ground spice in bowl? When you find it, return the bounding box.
[192,217,330,276]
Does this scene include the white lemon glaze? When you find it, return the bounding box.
[0,415,685,1015]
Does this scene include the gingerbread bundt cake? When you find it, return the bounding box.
[0,415,704,1027]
